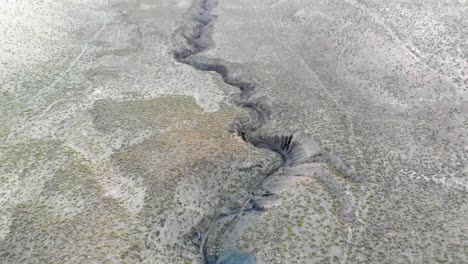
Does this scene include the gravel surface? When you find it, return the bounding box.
[1,0,467,263]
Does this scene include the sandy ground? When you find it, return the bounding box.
[1,0,467,263]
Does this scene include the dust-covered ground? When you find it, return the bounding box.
[1,0,467,263]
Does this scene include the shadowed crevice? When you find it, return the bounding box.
[171,0,356,263]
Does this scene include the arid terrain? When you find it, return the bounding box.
[1,0,467,263]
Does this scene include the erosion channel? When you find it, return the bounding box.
[172,0,356,263]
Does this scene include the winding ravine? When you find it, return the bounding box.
[172,0,356,263]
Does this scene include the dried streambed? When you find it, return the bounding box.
[172,0,357,262]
